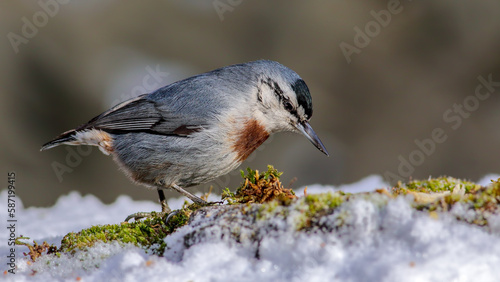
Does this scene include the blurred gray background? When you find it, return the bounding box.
[2,1,500,208]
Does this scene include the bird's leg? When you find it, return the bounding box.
[163,184,208,223]
[170,183,207,205]
[157,189,172,214]
[123,190,172,222]
[124,185,207,222]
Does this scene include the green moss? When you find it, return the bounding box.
[43,197,212,258]
[16,207,193,261]
[18,170,500,264]
[393,177,500,227]
[392,176,481,194]
[240,165,283,184]
[60,211,185,255]
[303,192,346,214]
[292,176,500,230]
[255,199,290,221]
[261,199,280,214]
[221,188,237,204]
[296,191,348,230]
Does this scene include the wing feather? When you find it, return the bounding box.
[76,94,208,136]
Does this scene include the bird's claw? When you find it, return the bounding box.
[123,211,166,222]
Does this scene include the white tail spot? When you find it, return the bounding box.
[72,129,114,155]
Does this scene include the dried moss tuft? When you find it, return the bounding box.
[15,237,58,262]
[222,165,296,204]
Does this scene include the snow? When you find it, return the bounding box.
[1,174,500,281]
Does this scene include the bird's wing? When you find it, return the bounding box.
[78,94,208,137]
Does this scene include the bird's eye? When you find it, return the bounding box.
[284,101,294,111]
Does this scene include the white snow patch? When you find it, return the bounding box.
[477,174,500,186]
[1,175,500,281]
[295,174,388,196]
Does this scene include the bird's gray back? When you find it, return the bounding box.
[107,60,300,188]
[111,61,272,187]
[148,61,272,117]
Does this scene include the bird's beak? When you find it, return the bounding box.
[296,121,329,156]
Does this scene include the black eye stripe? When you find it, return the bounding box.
[261,78,287,103]
[260,77,300,117]
[273,82,283,96]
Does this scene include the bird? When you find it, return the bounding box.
[41,60,329,220]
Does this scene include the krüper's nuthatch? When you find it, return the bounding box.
[41,60,329,220]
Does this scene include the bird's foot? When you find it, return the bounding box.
[123,210,167,222]
[123,187,216,222]
[124,190,172,222]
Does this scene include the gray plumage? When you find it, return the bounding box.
[42,60,328,208]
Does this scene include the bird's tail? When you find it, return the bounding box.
[40,129,78,151]
[41,128,114,155]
